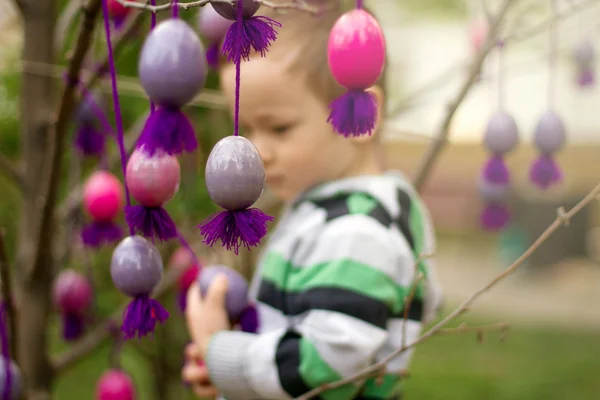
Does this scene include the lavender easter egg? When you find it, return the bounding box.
[96,369,136,400]
[328,9,386,89]
[83,171,125,222]
[53,270,93,314]
[139,19,207,109]
[110,235,164,297]
[76,91,106,125]
[205,136,265,211]
[573,39,594,68]
[197,5,233,42]
[478,177,510,203]
[0,359,22,400]
[126,149,181,207]
[483,111,519,154]
[211,0,261,20]
[533,111,566,154]
[197,265,249,320]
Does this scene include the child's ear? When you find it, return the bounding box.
[348,85,385,144]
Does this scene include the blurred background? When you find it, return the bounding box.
[1,0,599,399]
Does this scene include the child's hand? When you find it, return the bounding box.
[185,275,231,359]
[182,343,218,399]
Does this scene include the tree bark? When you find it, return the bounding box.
[15,0,57,396]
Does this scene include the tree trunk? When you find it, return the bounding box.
[15,0,57,396]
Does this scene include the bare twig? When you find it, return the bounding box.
[0,154,24,192]
[0,230,17,361]
[295,181,600,400]
[437,322,509,337]
[115,0,330,14]
[412,0,516,192]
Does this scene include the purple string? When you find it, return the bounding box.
[101,0,135,236]
[150,0,157,113]
[172,0,178,18]
[233,0,243,136]
[0,303,11,400]
[497,40,505,111]
[356,0,363,9]
[548,0,558,110]
[78,85,114,135]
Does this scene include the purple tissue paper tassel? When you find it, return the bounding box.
[124,205,178,242]
[327,89,378,137]
[482,155,510,185]
[221,13,281,64]
[121,295,170,340]
[206,42,221,70]
[481,203,510,231]
[529,154,563,189]
[198,208,274,255]
[62,313,85,341]
[239,304,259,333]
[136,108,197,156]
[81,221,123,248]
[74,123,106,156]
[577,68,595,87]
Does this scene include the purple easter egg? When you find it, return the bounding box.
[76,91,107,125]
[52,270,93,315]
[197,265,249,320]
[205,136,265,211]
[139,19,207,109]
[483,111,519,154]
[477,177,510,203]
[0,359,22,400]
[126,149,181,208]
[573,39,594,69]
[110,235,164,297]
[211,0,261,20]
[197,5,233,42]
[533,111,566,154]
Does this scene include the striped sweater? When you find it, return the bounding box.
[206,171,443,400]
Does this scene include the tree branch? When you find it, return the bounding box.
[295,180,600,400]
[0,229,18,362]
[115,0,332,14]
[412,0,516,192]
[0,153,24,192]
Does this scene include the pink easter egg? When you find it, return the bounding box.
[469,19,488,53]
[126,149,181,208]
[327,9,386,89]
[52,269,93,315]
[83,171,125,222]
[96,369,136,400]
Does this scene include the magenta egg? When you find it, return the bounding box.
[211,0,261,20]
[83,170,125,222]
[96,369,136,400]
[126,149,181,208]
[327,9,386,89]
[197,5,233,42]
[0,359,22,400]
[52,270,93,314]
[197,265,249,320]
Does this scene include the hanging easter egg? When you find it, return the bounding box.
[327,9,386,137]
[53,270,93,341]
[530,111,565,189]
[478,179,511,232]
[0,359,22,400]
[481,111,519,185]
[573,38,595,87]
[197,5,233,69]
[214,0,281,64]
[111,235,169,339]
[76,91,107,125]
[197,265,249,320]
[477,177,510,204]
[139,19,207,109]
[199,136,274,254]
[107,0,137,29]
[81,170,124,248]
[124,149,180,242]
[96,369,136,400]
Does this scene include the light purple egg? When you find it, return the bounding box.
[197,5,233,42]
[477,177,510,203]
[110,235,164,297]
[0,359,22,400]
[52,270,93,314]
[205,136,265,211]
[138,19,207,109]
[533,111,566,154]
[573,39,595,69]
[483,111,519,154]
[211,0,261,20]
[197,265,249,320]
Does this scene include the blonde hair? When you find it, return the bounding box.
[219,1,388,108]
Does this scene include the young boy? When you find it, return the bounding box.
[183,2,443,399]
